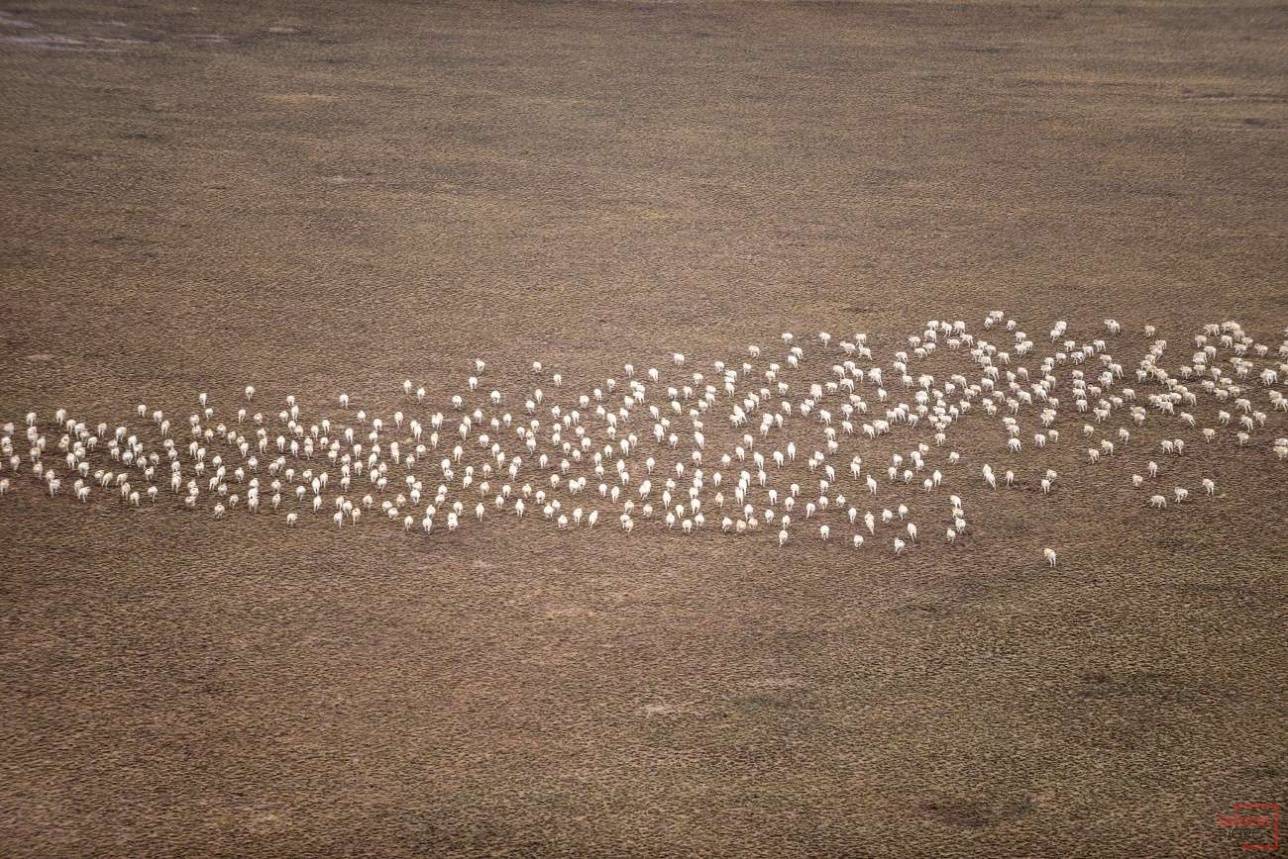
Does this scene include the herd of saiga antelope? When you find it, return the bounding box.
[3,314,1286,568]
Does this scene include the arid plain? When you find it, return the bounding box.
[1,2,1286,857]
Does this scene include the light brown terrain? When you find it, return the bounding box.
[1,2,1286,857]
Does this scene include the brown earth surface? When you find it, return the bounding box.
[1,1,1286,857]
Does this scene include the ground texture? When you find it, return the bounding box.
[1,2,1286,857]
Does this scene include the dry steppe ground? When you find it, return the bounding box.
[1,1,1286,857]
